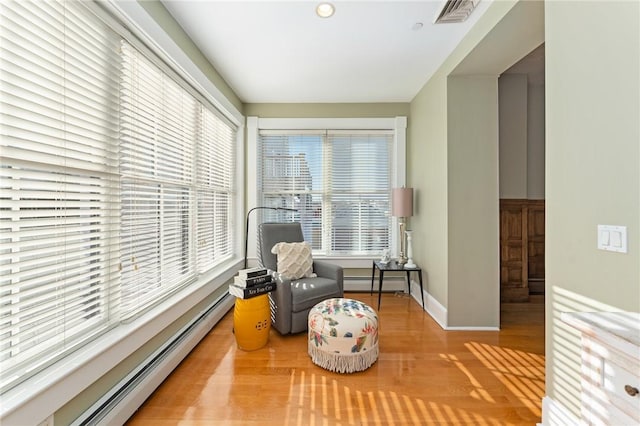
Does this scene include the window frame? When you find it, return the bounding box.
[246,116,407,269]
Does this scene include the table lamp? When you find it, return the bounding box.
[391,187,413,266]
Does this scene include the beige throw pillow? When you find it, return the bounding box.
[271,241,316,280]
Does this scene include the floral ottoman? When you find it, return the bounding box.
[308,298,379,373]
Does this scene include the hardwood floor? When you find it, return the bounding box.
[127,292,544,425]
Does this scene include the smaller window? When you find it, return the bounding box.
[257,125,401,257]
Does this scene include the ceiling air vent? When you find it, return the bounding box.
[434,0,480,24]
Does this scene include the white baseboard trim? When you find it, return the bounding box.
[445,325,501,331]
[541,396,580,426]
[409,280,448,329]
[409,281,500,331]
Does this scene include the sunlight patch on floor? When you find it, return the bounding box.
[281,367,532,426]
[466,341,545,417]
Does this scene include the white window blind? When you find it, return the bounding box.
[196,108,235,272]
[118,34,237,318]
[328,131,391,254]
[119,42,198,318]
[259,130,392,255]
[0,0,121,391]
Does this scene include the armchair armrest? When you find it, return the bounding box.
[268,270,293,334]
[313,260,344,294]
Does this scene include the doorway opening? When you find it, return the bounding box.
[498,43,546,305]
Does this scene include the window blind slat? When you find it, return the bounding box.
[0,236,119,264]
[196,108,235,272]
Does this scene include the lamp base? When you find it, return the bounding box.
[404,230,415,268]
[397,219,407,266]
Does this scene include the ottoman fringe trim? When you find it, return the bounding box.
[308,342,379,373]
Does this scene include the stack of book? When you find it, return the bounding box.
[229,267,276,299]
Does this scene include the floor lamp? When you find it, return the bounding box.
[244,206,297,269]
[391,187,413,266]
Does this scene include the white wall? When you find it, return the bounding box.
[499,74,528,199]
[527,82,545,199]
[498,72,545,200]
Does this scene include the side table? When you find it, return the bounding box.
[233,294,271,351]
[370,260,424,310]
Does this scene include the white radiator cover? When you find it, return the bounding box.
[72,295,235,426]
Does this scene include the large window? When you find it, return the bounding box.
[118,43,236,318]
[0,0,237,393]
[249,117,406,262]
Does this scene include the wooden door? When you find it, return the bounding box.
[500,200,529,302]
[527,201,545,294]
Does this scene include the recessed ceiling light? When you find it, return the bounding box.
[412,22,424,31]
[316,2,335,18]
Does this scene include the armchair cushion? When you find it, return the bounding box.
[290,276,338,312]
[271,241,316,280]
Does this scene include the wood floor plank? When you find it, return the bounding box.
[126,292,544,425]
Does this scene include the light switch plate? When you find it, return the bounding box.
[597,225,627,253]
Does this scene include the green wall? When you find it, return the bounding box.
[447,75,500,327]
[408,70,449,307]
[545,0,640,417]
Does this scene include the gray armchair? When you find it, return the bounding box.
[258,222,343,335]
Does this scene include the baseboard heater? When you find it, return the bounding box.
[72,293,235,426]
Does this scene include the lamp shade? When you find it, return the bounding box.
[391,187,413,217]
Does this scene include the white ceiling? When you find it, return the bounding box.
[161,1,493,104]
